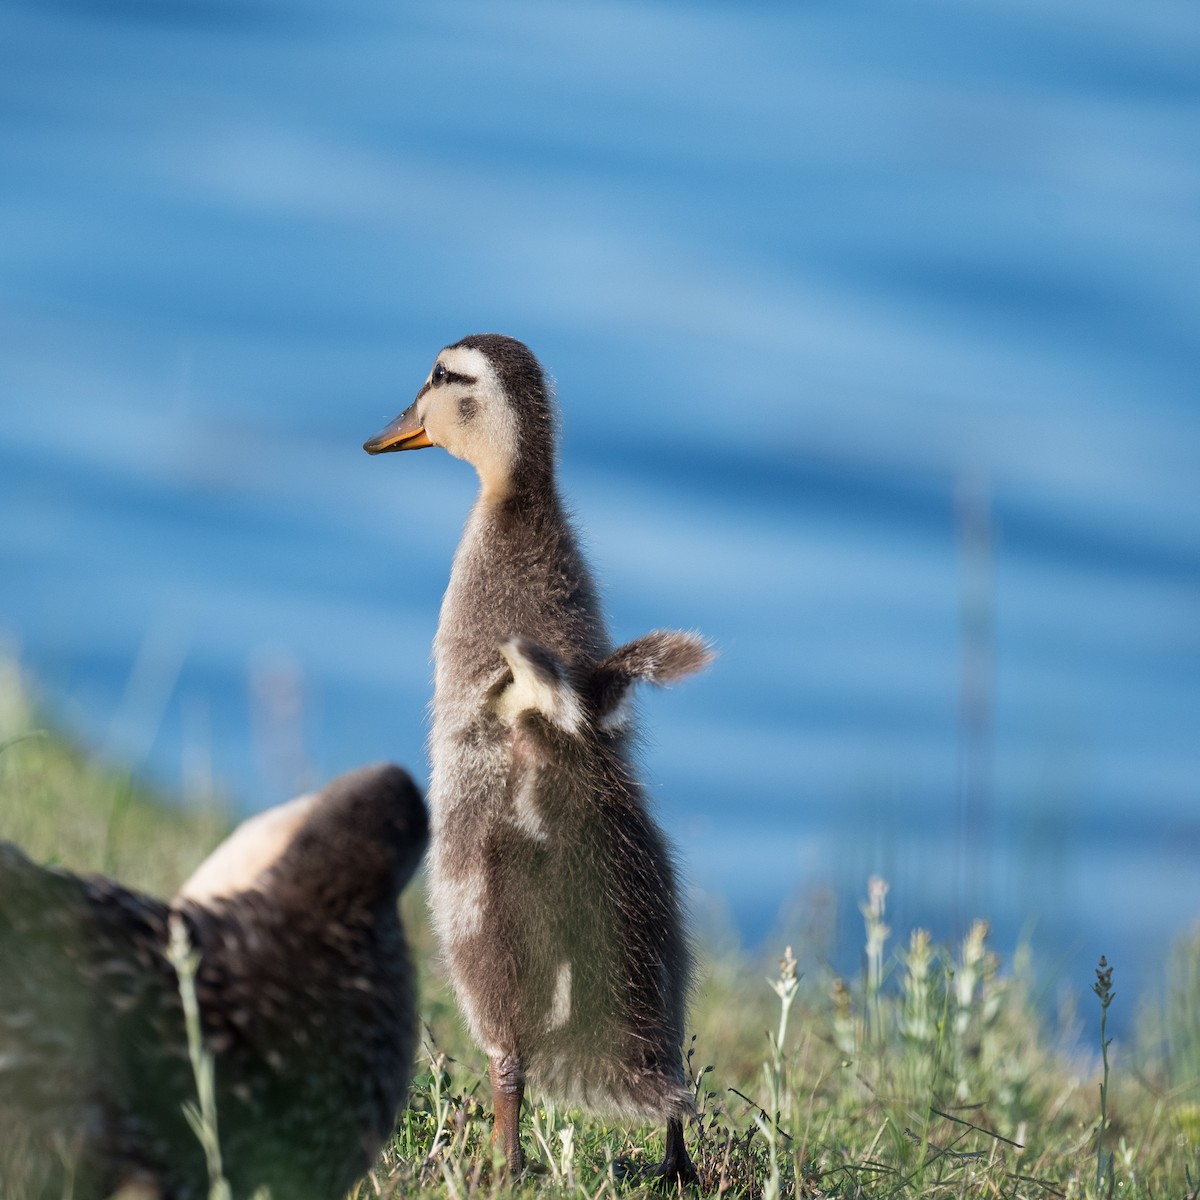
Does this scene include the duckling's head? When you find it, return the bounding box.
[269,762,428,909]
[178,763,428,915]
[364,334,554,501]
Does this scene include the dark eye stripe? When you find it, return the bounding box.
[444,371,478,386]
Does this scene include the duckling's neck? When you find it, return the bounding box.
[475,449,554,507]
[476,470,562,527]
[434,475,609,705]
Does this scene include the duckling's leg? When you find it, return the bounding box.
[488,1053,526,1173]
[654,1118,697,1185]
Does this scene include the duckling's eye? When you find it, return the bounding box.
[432,362,447,384]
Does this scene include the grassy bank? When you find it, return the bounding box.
[0,658,230,894]
[1,661,1197,1199]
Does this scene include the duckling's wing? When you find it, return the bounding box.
[492,637,586,734]
[590,630,713,725]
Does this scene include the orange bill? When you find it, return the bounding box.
[363,404,434,454]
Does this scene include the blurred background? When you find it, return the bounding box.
[1,0,1197,1032]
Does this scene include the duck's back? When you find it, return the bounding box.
[0,844,196,1199]
[182,893,415,1200]
[0,845,414,1200]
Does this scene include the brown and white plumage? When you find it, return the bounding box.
[364,334,711,1177]
[0,762,427,1200]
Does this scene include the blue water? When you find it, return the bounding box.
[2,0,1199,1033]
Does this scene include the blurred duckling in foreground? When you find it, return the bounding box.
[0,762,427,1200]
[365,334,712,1180]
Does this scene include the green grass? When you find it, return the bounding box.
[0,658,230,894]
[2,659,1199,1200]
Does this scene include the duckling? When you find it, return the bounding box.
[364,335,711,1180]
[0,762,427,1200]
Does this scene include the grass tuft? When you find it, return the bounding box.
[167,914,236,1200]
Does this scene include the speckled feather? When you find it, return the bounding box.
[0,763,427,1200]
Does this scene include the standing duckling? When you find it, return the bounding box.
[0,763,427,1200]
[364,335,711,1180]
